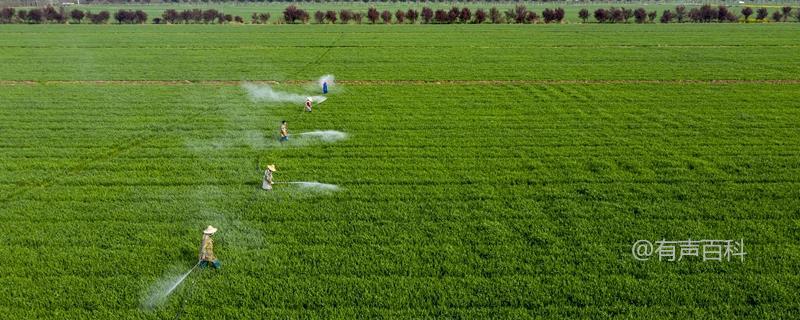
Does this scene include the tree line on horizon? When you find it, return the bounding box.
[1,4,798,24]
[6,0,781,4]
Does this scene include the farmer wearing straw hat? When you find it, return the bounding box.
[262,164,276,190]
[305,97,313,112]
[279,121,289,143]
[199,225,220,269]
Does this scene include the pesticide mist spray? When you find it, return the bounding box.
[242,82,306,104]
[243,82,327,105]
[142,263,199,310]
[319,74,335,90]
[275,181,340,191]
[294,130,348,142]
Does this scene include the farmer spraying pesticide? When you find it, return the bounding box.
[305,97,313,112]
[262,164,276,190]
[318,74,334,94]
[279,121,288,143]
[198,226,220,269]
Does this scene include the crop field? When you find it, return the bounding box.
[1,24,800,318]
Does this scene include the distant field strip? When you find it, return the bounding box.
[1,24,799,81]
[4,44,800,48]
[3,79,800,85]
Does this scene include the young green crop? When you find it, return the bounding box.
[0,25,799,319]
[0,24,799,81]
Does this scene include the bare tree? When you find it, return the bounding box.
[459,7,471,24]
[313,10,325,24]
[718,5,730,22]
[70,9,84,23]
[771,10,783,22]
[367,7,379,24]
[514,5,527,24]
[648,11,657,22]
[162,9,178,24]
[421,7,432,24]
[380,10,391,24]
[202,9,218,24]
[660,10,673,23]
[781,6,792,22]
[325,10,337,24]
[488,7,500,24]
[594,8,608,23]
[741,7,753,22]
[633,8,647,24]
[284,5,305,24]
[474,8,486,24]
[406,9,418,24]
[0,7,14,23]
[339,10,353,24]
[756,7,768,21]
[447,7,459,23]
[578,8,589,23]
[675,5,686,23]
[621,7,632,23]
[258,13,270,24]
[394,10,405,24]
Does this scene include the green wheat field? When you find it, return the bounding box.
[1,23,799,318]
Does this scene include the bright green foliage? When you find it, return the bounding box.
[0,24,799,319]
[0,24,799,80]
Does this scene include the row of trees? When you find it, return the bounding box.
[582,5,797,24]
[113,9,149,24]
[0,6,111,24]
[160,8,243,23]
[2,5,798,24]
[280,5,563,24]
[0,6,244,24]
[275,5,794,24]
[295,6,561,24]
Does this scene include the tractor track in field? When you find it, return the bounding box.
[1,79,800,85]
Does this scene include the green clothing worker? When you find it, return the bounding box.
[199,225,221,269]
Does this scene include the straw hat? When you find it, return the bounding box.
[267,164,277,172]
[306,97,312,102]
[203,225,218,235]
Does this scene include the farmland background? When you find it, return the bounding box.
[1,23,800,318]
[10,1,800,23]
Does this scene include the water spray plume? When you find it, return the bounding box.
[318,74,335,88]
[243,82,327,105]
[142,262,200,310]
[275,181,340,191]
[242,82,307,104]
[303,74,338,94]
[294,130,348,142]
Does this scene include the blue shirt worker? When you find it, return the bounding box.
[323,81,328,94]
[199,225,220,269]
